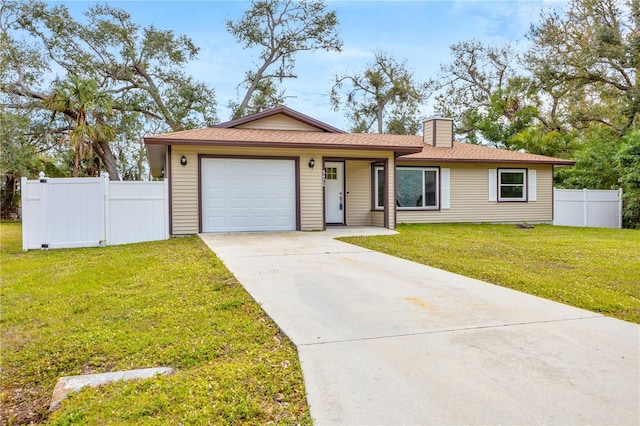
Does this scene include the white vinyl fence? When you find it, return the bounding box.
[553,188,622,229]
[21,173,168,250]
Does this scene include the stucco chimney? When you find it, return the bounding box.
[423,114,454,148]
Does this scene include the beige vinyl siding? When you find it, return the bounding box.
[171,151,199,234]
[345,161,371,226]
[371,211,384,228]
[235,114,324,131]
[300,153,323,230]
[171,145,393,233]
[371,211,384,227]
[423,120,434,146]
[396,162,554,224]
[422,119,453,148]
[434,120,453,148]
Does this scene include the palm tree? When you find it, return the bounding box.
[44,76,116,177]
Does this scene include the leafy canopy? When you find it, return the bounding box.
[226,0,341,118]
[331,51,428,134]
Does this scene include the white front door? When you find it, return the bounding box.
[324,161,345,224]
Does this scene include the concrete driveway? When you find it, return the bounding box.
[200,228,639,425]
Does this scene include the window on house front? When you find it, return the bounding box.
[498,169,527,201]
[375,167,385,209]
[397,167,438,209]
[374,166,439,210]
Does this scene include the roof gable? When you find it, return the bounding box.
[215,106,345,133]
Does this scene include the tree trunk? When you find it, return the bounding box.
[236,59,273,118]
[73,147,80,177]
[236,76,262,118]
[377,101,384,134]
[1,175,17,219]
[94,141,121,180]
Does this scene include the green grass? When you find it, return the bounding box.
[0,222,311,425]
[340,223,640,323]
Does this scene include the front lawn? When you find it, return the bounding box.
[0,222,311,425]
[340,224,640,323]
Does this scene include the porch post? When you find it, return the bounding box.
[384,158,389,229]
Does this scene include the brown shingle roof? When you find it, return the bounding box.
[144,127,422,153]
[401,142,575,165]
[144,128,575,165]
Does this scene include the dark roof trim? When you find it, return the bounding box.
[144,138,421,154]
[398,157,576,166]
[215,106,346,133]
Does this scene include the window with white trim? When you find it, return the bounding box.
[498,168,527,201]
[374,167,385,209]
[374,166,439,210]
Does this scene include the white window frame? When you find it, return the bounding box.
[374,166,386,210]
[375,166,440,210]
[498,168,527,202]
[325,167,338,180]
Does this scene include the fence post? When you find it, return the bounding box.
[103,174,110,246]
[40,172,49,249]
[21,177,27,251]
[618,188,623,229]
[583,188,588,227]
[163,178,170,239]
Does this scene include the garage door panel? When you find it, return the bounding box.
[230,197,249,208]
[202,158,296,232]
[254,180,275,191]
[253,198,272,208]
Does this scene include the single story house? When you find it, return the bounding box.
[144,106,575,234]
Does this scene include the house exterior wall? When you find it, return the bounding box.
[234,114,324,131]
[371,211,384,227]
[170,145,394,234]
[395,162,554,224]
[345,161,371,226]
[171,150,199,235]
[171,149,550,234]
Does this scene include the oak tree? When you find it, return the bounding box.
[527,0,640,133]
[1,1,217,180]
[429,40,538,145]
[227,0,342,118]
[331,51,428,134]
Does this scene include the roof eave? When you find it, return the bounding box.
[143,137,421,154]
[146,144,165,177]
[397,157,576,166]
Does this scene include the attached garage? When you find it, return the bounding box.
[200,157,298,232]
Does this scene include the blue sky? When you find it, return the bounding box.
[55,1,567,129]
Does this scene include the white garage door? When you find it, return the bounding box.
[201,158,297,232]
